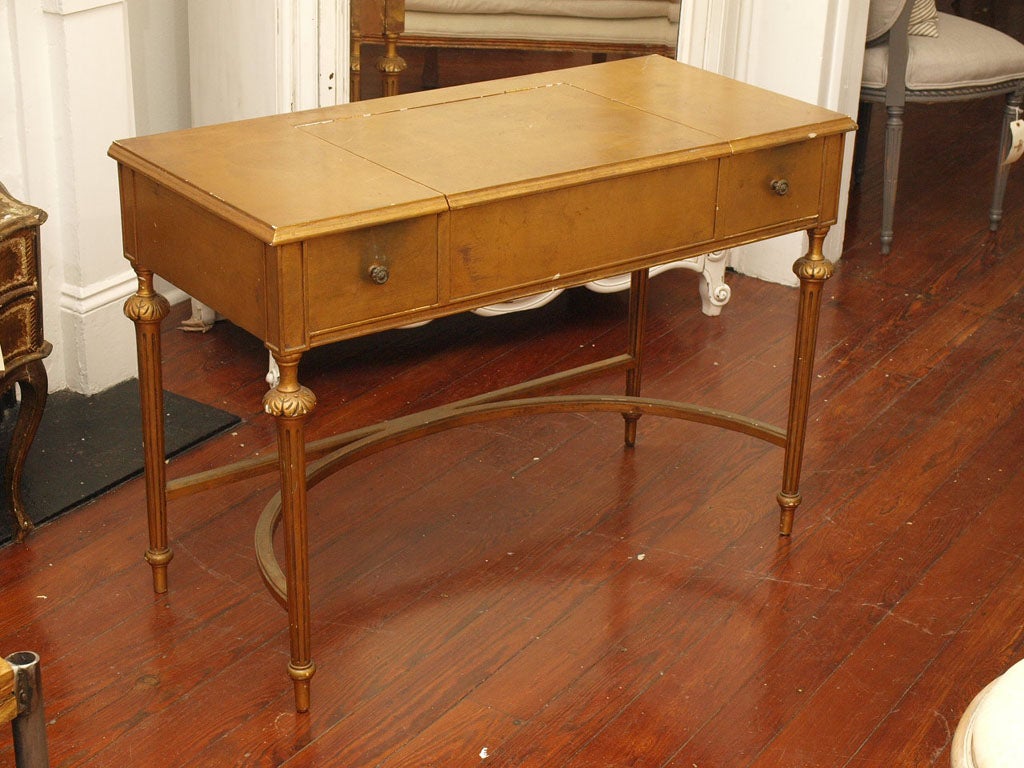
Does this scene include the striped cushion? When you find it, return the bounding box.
[909,0,939,37]
[867,0,938,42]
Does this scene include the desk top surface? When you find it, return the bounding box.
[109,55,854,246]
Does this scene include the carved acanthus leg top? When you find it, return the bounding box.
[779,227,834,536]
[124,268,172,593]
[792,247,836,284]
[378,33,407,97]
[264,353,316,712]
[262,383,317,419]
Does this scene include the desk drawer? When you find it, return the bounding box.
[715,139,824,238]
[0,231,38,295]
[0,295,42,360]
[306,216,439,334]
[448,162,717,301]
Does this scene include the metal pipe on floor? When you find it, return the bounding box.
[7,652,49,768]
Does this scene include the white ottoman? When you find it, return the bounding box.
[952,658,1024,768]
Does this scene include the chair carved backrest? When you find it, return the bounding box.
[866,0,913,108]
[866,0,909,41]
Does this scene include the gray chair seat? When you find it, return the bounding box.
[863,12,1024,96]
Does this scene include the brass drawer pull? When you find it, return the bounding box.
[770,178,790,196]
[368,264,390,285]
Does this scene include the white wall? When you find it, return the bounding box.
[2,0,191,395]
[680,0,868,284]
[125,0,192,306]
[187,0,279,127]
[3,0,137,395]
[187,0,344,126]
[126,0,191,136]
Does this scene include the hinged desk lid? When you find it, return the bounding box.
[109,55,854,246]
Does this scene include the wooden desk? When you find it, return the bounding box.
[109,55,855,712]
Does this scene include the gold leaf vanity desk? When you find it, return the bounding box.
[109,56,855,712]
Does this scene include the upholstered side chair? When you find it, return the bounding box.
[857,0,1024,253]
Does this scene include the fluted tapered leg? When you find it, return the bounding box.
[124,268,172,593]
[989,90,1024,231]
[778,227,834,536]
[881,105,904,255]
[263,353,317,713]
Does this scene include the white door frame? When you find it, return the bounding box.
[679,0,868,280]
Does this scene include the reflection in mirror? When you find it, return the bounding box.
[350,0,682,100]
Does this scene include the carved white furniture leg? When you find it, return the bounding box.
[181,298,217,332]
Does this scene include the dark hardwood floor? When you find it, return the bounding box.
[3,45,1024,768]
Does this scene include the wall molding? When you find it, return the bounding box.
[58,269,136,316]
[42,0,122,16]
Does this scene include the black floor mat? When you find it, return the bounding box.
[0,379,240,545]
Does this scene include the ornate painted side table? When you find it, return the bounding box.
[0,184,51,543]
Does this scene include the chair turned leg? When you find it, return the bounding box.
[989,90,1023,232]
[881,105,905,254]
[350,38,362,102]
[853,101,872,186]
[422,47,439,90]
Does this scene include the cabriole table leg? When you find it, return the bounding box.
[4,357,50,542]
[778,226,835,535]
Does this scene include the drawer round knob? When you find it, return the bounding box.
[770,178,790,196]
[368,264,390,285]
